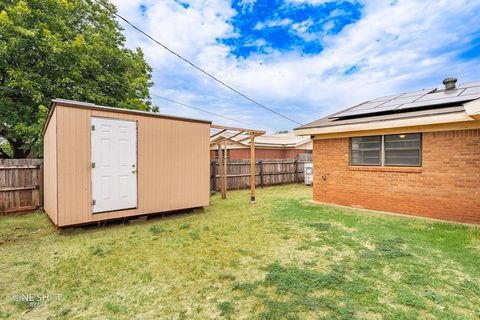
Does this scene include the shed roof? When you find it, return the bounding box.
[295,79,480,136]
[44,98,212,134]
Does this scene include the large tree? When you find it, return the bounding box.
[0,0,155,158]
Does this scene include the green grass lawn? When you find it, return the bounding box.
[0,185,479,319]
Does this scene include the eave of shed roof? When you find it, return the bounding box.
[44,98,212,134]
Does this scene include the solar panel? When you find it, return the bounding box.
[378,94,425,107]
[332,104,406,118]
[330,82,480,119]
[402,88,435,97]
[396,93,480,110]
[461,86,480,95]
[348,101,386,110]
[457,80,480,88]
[414,88,462,101]
[369,93,403,102]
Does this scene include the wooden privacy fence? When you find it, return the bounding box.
[210,159,311,191]
[0,159,43,214]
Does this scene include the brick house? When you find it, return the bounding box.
[210,133,312,160]
[294,78,480,224]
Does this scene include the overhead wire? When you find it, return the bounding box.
[151,93,245,124]
[151,93,276,132]
[0,86,273,131]
[92,0,302,125]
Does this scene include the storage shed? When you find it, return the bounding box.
[43,99,211,227]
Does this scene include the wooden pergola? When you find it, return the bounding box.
[210,124,265,203]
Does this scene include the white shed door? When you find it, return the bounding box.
[91,117,137,213]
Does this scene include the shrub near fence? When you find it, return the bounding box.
[0,159,43,214]
[210,159,311,191]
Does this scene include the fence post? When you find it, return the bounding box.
[294,159,298,183]
[259,160,264,188]
[210,160,216,191]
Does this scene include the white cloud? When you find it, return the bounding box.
[254,18,293,30]
[111,0,480,132]
[286,0,343,5]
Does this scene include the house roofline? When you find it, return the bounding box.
[293,111,476,136]
[464,99,480,120]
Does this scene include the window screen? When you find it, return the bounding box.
[384,133,421,166]
[350,136,381,165]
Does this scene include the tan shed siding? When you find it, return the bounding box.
[43,108,58,224]
[55,104,210,226]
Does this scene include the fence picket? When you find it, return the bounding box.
[210,158,312,191]
[0,159,43,214]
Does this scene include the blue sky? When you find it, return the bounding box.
[222,0,362,57]
[112,0,480,132]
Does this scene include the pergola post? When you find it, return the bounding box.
[250,135,256,204]
[223,140,228,198]
[210,124,264,204]
[218,143,226,199]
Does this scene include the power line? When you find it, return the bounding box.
[151,93,246,124]
[152,93,278,132]
[93,0,302,125]
[0,86,266,129]
[0,86,53,99]
[1,86,266,129]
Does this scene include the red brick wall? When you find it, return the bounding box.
[313,129,480,224]
[210,148,308,160]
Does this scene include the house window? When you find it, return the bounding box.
[350,133,422,167]
[384,133,421,166]
[350,136,382,165]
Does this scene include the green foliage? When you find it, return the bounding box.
[232,281,259,293]
[264,262,345,294]
[139,271,153,283]
[189,231,200,240]
[216,301,234,318]
[179,223,191,229]
[104,301,127,314]
[218,273,236,281]
[149,225,165,235]
[90,244,106,257]
[0,138,13,158]
[306,222,331,231]
[375,237,411,259]
[396,288,425,309]
[0,0,155,157]
[425,290,442,304]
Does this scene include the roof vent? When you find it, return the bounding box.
[442,77,457,91]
